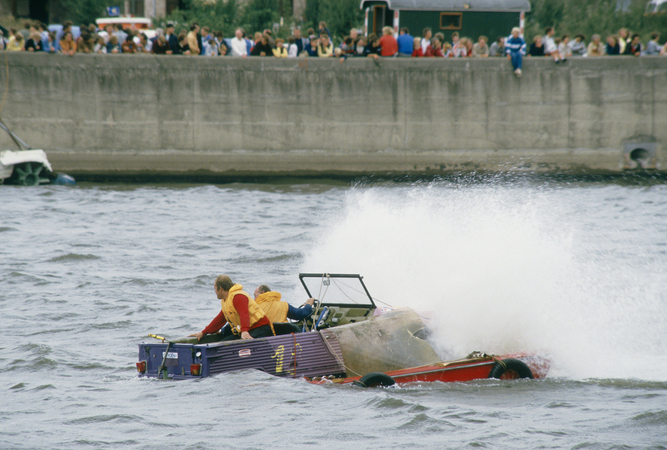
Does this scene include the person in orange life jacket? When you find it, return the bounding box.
[253,285,315,323]
[188,275,273,341]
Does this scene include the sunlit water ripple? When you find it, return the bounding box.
[1,178,666,449]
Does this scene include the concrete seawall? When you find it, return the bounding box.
[1,52,665,178]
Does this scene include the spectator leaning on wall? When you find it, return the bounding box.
[164,23,178,52]
[420,27,432,54]
[250,35,272,56]
[187,24,200,55]
[230,28,247,56]
[587,34,605,56]
[412,37,423,57]
[489,36,505,56]
[472,35,489,57]
[569,34,586,56]
[624,34,642,56]
[543,27,562,62]
[273,38,288,57]
[292,28,308,55]
[317,33,334,57]
[528,35,545,57]
[644,32,661,55]
[287,37,298,57]
[425,35,445,57]
[379,26,398,57]
[606,35,620,55]
[397,27,413,57]
[153,35,169,54]
[558,35,572,59]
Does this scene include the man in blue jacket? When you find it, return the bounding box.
[397,27,413,57]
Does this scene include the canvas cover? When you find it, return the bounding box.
[328,308,440,376]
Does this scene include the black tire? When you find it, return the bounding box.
[488,358,534,380]
[353,372,396,388]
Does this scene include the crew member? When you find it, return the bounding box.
[253,285,315,323]
[189,275,273,341]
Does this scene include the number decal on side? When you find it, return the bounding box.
[271,345,285,373]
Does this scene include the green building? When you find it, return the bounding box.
[359,0,531,41]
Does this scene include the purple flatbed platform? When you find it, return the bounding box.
[138,329,346,380]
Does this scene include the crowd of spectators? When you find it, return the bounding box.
[1,18,666,75]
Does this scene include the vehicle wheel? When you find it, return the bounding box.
[488,358,534,380]
[14,163,49,186]
[353,372,396,388]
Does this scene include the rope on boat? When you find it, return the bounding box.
[316,330,363,378]
[292,332,297,378]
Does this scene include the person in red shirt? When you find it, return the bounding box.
[189,275,273,341]
[379,26,398,57]
[425,36,445,57]
[412,37,423,57]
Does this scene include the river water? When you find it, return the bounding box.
[1,177,666,449]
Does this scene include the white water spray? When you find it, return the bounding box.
[300,183,667,381]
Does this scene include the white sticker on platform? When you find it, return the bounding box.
[162,352,178,359]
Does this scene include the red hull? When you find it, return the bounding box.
[307,353,550,386]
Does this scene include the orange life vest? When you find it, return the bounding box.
[255,291,289,323]
[221,284,267,335]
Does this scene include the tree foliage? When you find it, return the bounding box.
[58,0,111,26]
[162,0,285,37]
[237,0,280,35]
[525,0,667,42]
[304,0,364,41]
[163,0,364,42]
[162,0,241,36]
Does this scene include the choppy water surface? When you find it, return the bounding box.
[1,178,666,449]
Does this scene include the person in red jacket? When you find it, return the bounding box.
[379,26,398,57]
[189,275,273,341]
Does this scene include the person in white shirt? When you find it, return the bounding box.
[231,28,247,56]
[287,36,298,58]
[543,27,562,62]
[558,35,572,60]
[420,27,432,54]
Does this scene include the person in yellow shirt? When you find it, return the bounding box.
[254,285,315,323]
[272,38,288,57]
[317,34,333,57]
[7,32,25,51]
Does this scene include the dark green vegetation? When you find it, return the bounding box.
[304,0,364,39]
[58,0,114,26]
[163,0,363,40]
[159,0,363,40]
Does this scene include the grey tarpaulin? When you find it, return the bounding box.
[329,308,440,376]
